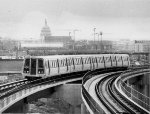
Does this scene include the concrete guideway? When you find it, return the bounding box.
[83,72,116,114]
[0,76,82,113]
[115,69,150,113]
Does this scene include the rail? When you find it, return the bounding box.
[0,70,85,113]
[115,69,150,113]
[81,67,127,114]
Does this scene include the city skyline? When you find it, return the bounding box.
[0,0,150,41]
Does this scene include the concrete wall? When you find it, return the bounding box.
[0,59,23,72]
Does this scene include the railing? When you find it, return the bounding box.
[115,69,150,113]
[120,79,150,111]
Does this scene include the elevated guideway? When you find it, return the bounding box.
[115,68,150,113]
[82,66,150,114]
[0,71,86,113]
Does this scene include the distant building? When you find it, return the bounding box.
[21,19,73,50]
[44,36,72,43]
[40,19,73,48]
[112,39,134,52]
[134,40,150,52]
[88,40,113,51]
[40,19,51,42]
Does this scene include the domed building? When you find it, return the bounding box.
[21,19,73,50]
[40,19,51,42]
[40,19,73,48]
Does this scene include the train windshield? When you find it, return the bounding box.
[23,58,30,73]
[23,58,44,75]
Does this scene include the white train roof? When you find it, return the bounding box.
[24,54,129,60]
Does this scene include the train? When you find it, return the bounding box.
[22,54,130,80]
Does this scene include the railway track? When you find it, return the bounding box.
[95,71,148,114]
[0,71,87,99]
[82,66,150,114]
[0,79,29,97]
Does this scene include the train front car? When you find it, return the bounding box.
[22,56,45,80]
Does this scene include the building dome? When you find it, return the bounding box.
[40,19,51,38]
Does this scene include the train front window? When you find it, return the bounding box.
[23,58,30,73]
[38,59,44,74]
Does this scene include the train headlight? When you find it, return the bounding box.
[23,68,29,73]
[38,69,44,74]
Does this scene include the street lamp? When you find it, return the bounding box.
[73,29,79,50]
[69,32,71,36]
[95,33,100,50]
[93,28,96,49]
[100,31,103,52]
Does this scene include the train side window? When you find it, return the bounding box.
[101,57,104,63]
[98,57,101,63]
[78,58,81,64]
[84,58,86,64]
[52,61,54,67]
[76,58,78,65]
[68,59,70,66]
[86,58,90,64]
[123,56,127,61]
[54,60,57,67]
[45,60,48,69]
[112,56,115,62]
[74,58,77,65]
[92,58,95,63]
[97,57,100,63]
[86,58,88,64]
[76,58,78,64]
[95,57,98,63]
[119,57,122,62]
[60,59,64,66]
[50,61,55,67]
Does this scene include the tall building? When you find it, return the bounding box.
[40,19,51,42]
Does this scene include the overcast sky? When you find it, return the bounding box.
[0,0,150,41]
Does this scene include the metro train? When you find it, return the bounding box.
[22,54,130,80]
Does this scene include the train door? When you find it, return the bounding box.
[31,58,36,75]
[38,59,44,75]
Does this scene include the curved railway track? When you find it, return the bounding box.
[95,70,149,114]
